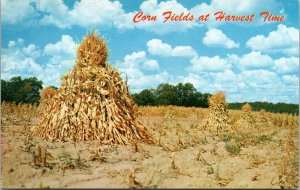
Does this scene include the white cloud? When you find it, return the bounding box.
[128,71,171,92]
[1,36,76,87]
[147,39,197,57]
[241,69,280,86]
[124,51,146,66]
[188,56,231,72]
[23,44,41,59]
[205,70,295,102]
[281,75,298,86]
[143,60,160,71]
[246,24,299,56]
[175,67,298,103]
[119,51,169,92]
[44,35,76,55]
[273,57,299,74]
[1,0,37,24]
[176,73,207,89]
[34,0,70,28]
[1,39,43,80]
[2,0,283,33]
[238,51,273,69]
[203,29,239,48]
[69,0,124,28]
[2,35,298,103]
[8,41,16,48]
[1,55,43,79]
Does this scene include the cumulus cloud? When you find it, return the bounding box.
[34,0,70,28]
[273,57,299,74]
[238,51,273,69]
[246,24,299,56]
[2,0,283,33]
[44,35,76,55]
[1,39,42,79]
[119,51,170,92]
[241,69,280,86]
[1,35,76,87]
[69,0,124,28]
[203,29,239,48]
[281,75,298,86]
[147,39,197,57]
[188,56,231,72]
[142,60,160,71]
[175,66,298,103]
[2,35,298,103]
[1,54,43,80]
[1,0,37,24]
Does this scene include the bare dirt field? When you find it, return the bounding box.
[1,105,299,188]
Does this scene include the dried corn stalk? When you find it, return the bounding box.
[29,32,153,145]
[255,109,273,128]
[200,92,235,134]
[235,103,256,128]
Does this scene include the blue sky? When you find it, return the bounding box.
[1,0,299,103]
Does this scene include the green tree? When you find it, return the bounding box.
[193,92,211,108]
[1,76,43,104]
[23,77,43,103]
[155,83,176,105]
[132,89,156,106]
[174,82,197,107]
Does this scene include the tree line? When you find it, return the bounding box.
[131,83,299,114]
[1,76,298,115]
[131,83,211,108]
[229,102,298,115]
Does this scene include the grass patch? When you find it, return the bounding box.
[58,151,89,172]
[207,166,214,175]
[223,134,236,142]
[223,133,264,147]
[225,143,241,155]
[255,135,272,144]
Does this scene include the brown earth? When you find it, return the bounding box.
[1,107,299,188]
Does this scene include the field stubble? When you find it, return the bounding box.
[1,103,299,188]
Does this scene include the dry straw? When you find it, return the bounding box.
[200,92,235,134]
[236,103,256,128]
[29,32,153,145]
[255,109,273,128]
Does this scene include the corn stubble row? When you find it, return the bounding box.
[29,32,153,144]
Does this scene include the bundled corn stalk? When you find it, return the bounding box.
[29,32,153,144]
[254,109,273,128]
[235,103,256,128]
[200,92,235,134]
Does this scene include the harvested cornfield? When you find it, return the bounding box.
[1,103,299,188]
[29,32,153,145]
